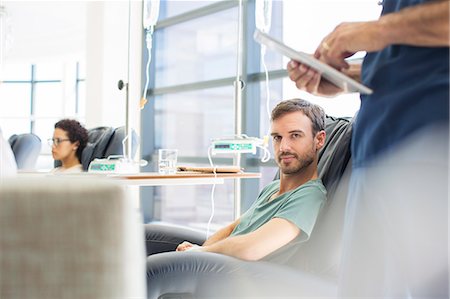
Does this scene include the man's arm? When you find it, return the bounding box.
[176,218,240,251]
[203,218,240,246]
[380,0,449,47]
[200,217,300,261]
[320,0,450,69]
[288,0,450,94]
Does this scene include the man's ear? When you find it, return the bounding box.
[315,130,326,151]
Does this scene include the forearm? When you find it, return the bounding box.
[202,235,261,261]
[379,0,449,47]
[202,219,239,246]
[202,218,301,261]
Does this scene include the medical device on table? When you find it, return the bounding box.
[87,132,148,174]
[88,156,139,174]
[210,135,270,160]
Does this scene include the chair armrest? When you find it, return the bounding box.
[147,251,337,299]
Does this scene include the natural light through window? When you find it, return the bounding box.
[281,0,382,117]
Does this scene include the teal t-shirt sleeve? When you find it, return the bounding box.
[274,183,326,240]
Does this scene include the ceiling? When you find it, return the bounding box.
[2,1,87,63]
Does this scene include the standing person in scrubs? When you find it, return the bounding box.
[287,0,449,297]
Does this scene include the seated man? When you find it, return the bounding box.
[145,98,327,263]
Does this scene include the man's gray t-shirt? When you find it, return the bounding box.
[230,179,327,263]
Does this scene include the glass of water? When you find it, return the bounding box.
[158,149,178,175]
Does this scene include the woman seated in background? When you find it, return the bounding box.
[49,119,88,173]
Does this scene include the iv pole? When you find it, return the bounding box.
[118,0,133,162]
[233,0,245,219]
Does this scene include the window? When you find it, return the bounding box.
[141,0,382,229]
[0,61,86,169]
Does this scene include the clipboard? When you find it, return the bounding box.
[253,29,373,95]
[177,166,242,173]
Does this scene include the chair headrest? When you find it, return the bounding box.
[318,115,353,194]
[81,127,115,170]
[8,133,42,170]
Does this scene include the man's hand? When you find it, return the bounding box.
[287,60,361,97]
[316,21,386,70]
[176,241,199,252]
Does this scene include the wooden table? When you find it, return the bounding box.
[107,172,261,186]
[16,171,261,186]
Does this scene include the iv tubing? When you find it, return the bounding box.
[206,145,217,239]
[142,28,153,102]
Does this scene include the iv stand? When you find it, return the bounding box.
[233,0,245,219]
[118,0,133,162]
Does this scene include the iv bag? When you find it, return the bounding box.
[255,0,272,33]
[143,0,160,29]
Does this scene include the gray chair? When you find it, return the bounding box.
[8,133,41,170]
[145,115,353,299]
[55,126,139,171]
[0,177,146,299]
[103,126,139,160]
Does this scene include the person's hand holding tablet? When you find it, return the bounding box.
[287,60,363,97]
[254,29,372,95]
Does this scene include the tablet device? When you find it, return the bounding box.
[254,29,373,95]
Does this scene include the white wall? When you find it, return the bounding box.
[3,1,86,63]
[2,0,143,135]
[85,0,143,136]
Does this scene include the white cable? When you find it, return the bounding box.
[142,0,160,103]
[257,144,271,163]
[206,145,217,239]
[261,45,271,122]
[142,28,153,102]
[261,45,272,163]
[121,134,129,160]
[255,0,273,163]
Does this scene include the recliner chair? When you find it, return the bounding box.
[55,126,139,171]
[145,115,353,299]
[8,133,42,170]
[0,177,146,298]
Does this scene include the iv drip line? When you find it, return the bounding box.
[141,29,153,109]
[206,145,217,239]
[141,0,160,109]
[256,0,273,163]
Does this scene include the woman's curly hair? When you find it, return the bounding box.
[55,119,88,161]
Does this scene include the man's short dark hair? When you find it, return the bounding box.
[271,98,325,135]
[55,119,88,161]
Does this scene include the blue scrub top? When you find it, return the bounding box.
[353,0,449,168]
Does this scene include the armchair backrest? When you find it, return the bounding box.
[284,115,353,279]
[103,126,139,160]
[0,178,146,299]
[317,116,353,194]
[8,133,41,170]
[80,126,115,170]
